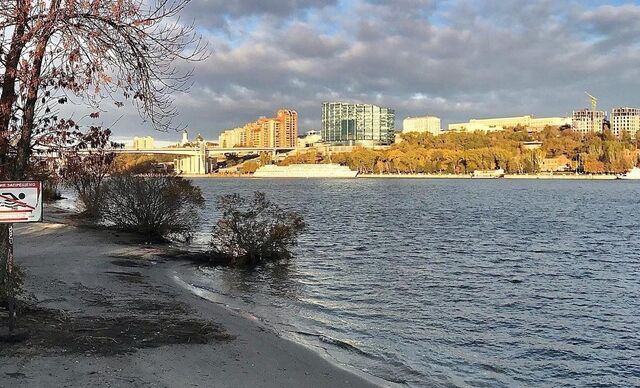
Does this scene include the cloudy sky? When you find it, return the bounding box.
[110,0,640,142]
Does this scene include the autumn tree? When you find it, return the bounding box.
[0,0,205,314]
[241,160,259,174]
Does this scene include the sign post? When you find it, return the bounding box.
[0,181,43,332]
[7,224,14,331]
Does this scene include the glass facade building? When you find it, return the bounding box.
[321,102,395,146]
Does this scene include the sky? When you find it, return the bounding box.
[105,0,640,142]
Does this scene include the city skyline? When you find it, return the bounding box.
[114,101,640,145]
[86,0,640,141]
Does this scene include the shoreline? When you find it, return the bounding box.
[0,207,392,387]
[183,172,620,180]
[360,173,618,180]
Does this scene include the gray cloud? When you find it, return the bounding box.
[181,0,338,30]
[107,0,640,141]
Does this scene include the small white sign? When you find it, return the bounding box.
[0,181,43,223]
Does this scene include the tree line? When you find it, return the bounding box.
[282,127,640,174]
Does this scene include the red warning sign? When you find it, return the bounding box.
[0,181,43,223]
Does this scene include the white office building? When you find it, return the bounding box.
[402,116,442,135]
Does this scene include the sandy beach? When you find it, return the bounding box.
[0,207,390,387]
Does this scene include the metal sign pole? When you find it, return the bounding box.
[7,223,15,332]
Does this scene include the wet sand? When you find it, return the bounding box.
[0,207,390,387]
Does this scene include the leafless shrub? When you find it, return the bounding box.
[209,192,306,267]
[100,173,204,242]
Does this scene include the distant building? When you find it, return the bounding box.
[218,109,298,148]
[402,116,441,135]
[218,127,245,148]
[521,141,543,150]
[276,109,298,148]
[181,130,189,146]
[321,102,395,146]
[572,109,606,135]
[297,130,322,148]
[542,155,572,172]
[449,115,571,133]
[132,136,154,150]
[611,107,640,139]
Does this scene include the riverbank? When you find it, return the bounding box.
[360,173,618,180]
[180,172,619,180]
[0,207,389,387]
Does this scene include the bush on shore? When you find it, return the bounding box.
[30,164,63,202]
[209,192,305,267]
[100,173,204,242]
[42,180,63,202]
[61,152,115,219]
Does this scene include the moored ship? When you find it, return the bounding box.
[253,163,358,178]
[471,169,505,179]
[617,167,640,180]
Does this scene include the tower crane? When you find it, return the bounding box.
[585,92,598,111]
[584,92,603,133]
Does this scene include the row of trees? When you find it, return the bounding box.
[281,127,640,174]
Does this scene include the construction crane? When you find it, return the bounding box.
[585,91,598,111]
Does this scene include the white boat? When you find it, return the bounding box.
[253,164,358,178]
[617,167,640,180]
[472,169,505,179]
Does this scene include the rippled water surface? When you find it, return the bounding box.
[184,178,640,387]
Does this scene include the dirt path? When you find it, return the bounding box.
[0,207,386,387]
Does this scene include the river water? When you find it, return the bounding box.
[178,179,639,387]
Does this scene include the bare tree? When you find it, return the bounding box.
[209,192,306,267]
[0,0,206,309]
[100,172,204,242]
[60,127,120,218]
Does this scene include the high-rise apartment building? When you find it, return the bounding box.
[218,127,245,148]
[402,116,441,135]
[275,109,298,148]
[321,102,395,146]
[572,109,605,135]
[218,109,298,148]
[611,107,640,139]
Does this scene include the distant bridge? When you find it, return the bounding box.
[115,146,296,174]
[116,146,295,156]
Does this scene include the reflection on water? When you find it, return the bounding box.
[181,179,640,387]
[215,263,301,300]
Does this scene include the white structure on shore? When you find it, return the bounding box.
[297,130,322,148]
[449,115,571,133]
[254,164,358,178]
[611,107,640,139]
[402,116,441,136]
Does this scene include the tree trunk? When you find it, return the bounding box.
[0,1,28,179]
[14,31,52,179]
